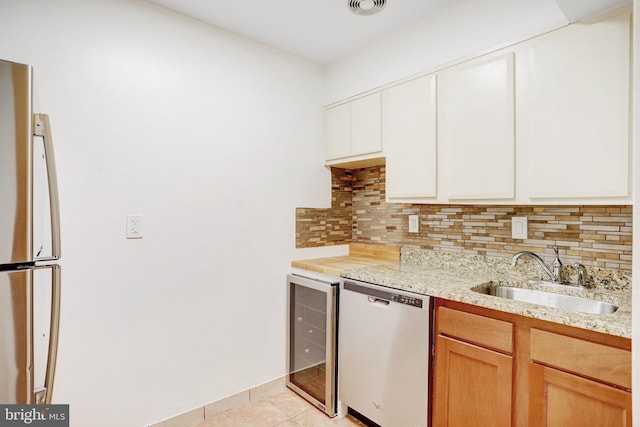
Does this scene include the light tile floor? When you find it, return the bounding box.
[194,389,367,427]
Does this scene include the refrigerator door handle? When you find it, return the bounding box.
[33,114,61,261]
[34,265,61,404]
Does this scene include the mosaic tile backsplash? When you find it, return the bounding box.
[295,166,632,271]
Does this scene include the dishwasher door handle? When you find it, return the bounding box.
[368,296,390,306]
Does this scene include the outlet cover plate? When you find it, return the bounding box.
[409,215,419,233]
[126,214,143,239]
[512,216,527,239]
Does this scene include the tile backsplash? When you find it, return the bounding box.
[295,166,632,271]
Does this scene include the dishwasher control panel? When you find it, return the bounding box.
[390,294,423,308]
[344,280,424,308]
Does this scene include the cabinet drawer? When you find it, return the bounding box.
[530,329,631,389]
[437,307,513,353]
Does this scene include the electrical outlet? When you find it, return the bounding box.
[126,214,143,239]
[512,216,527,239]
[408,215,419,233]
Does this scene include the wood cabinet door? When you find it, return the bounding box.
[529,363,632,427]
[433,335,513,427]
[382,74,437,201]
[438,52,515,200]
[521,13,630,200]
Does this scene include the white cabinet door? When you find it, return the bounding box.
[382,75,437,200]
[522,13,630,199]
[350,92,381,156]
[324,103,350,160]
[324,93,381,162]
[439,53,515,200]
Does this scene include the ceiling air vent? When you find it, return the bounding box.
[348,0,386,16]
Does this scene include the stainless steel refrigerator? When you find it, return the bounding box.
[0,58,61,404]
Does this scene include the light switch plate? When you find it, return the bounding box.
[408,215,419,233]
[126,214,143,239]
[512,216,527,239]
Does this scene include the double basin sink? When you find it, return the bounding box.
[473,282,619,315]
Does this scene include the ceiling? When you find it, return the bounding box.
[147,0,457,64]
[147,0,631,65]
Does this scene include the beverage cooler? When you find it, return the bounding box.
[286,269,339,417]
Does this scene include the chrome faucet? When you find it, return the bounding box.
[511,248,562,283]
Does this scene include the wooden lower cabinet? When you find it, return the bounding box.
[529,363,632,426]
[433,300,632,427]
[433,336,513,427]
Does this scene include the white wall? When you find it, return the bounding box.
[0,1,329,426]
[324,0,568,104]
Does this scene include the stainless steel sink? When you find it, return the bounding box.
[478,285,618,314]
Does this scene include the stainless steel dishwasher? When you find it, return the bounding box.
[339,279,431,427]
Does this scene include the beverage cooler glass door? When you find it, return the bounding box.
[286,274,337,417]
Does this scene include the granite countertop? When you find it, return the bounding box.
[295,248,632,339]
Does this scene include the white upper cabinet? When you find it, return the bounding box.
[324,102,350,160]
[322,11,631,204]
[350,94,382,156]
[438,53,516,200]
[520,13,630,200]
[382,74,437,201]
[324,92,382,163]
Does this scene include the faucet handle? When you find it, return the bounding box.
[551,247,563,282]
[571,262,587,288]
